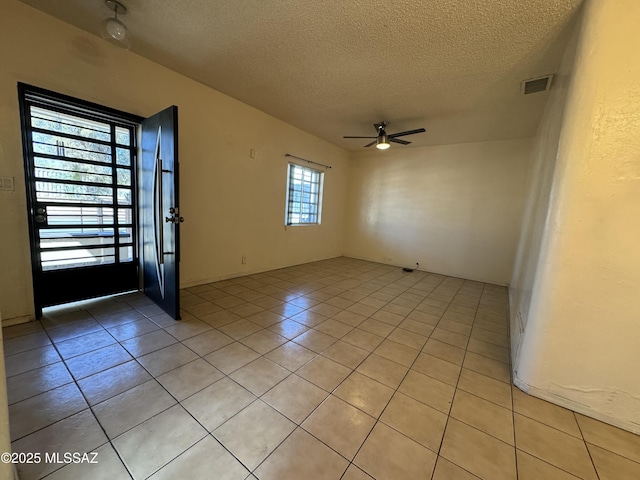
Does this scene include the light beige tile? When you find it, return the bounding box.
[182,377,256,431]
[262,374,328,423]
[471,328,509,348]
[431,327,470,349]
[65,344,132,380]
[213,400,296,470]
[157,358,224,401]
[303,395,375,459]
[321,340,369,369]
[387,327,427,350]
[3,331,51,356]
[314,319,354,338]
[164,318,213,341]
[93,379,176,438]
[107,318,160,341]
[120,329,177,357]
[412,353,461,386]
[359,318,395,337]
[5,339,61,377]
[229,357,290,396]
[514,413,598,480]
[47,319,104,343]
[576,413,640,463]
[355,422,437,479]
[54,330,117,361]
[239,329,288,354]
[512,387,581,437]
[334,371,394,417]
[381,392,447,452]
[441,418,516,480]
[297,355,351,391]
[113,405,207,479]
[9,382,88,441]
[77,360,151,406]
[463,351,511,383]
[45,443,130,480]
[342,328,385,351]
[218,319,263,339]
[356,354,408,389]
[467,337,510,363]
[516,450,582,480]
[245,310,284,328]
[457,368,512,409]
[149,435,250,480]
[342,464,374,480]
[7,362,73,405]
[293,329,338,353]
[268,319,309,339]
[451,389,514,444]
[438,319,473,337]
[332,310,367,327]
[409,309,442,325]
[587,443,640,480]
[290,310,327,328]
[399,370,455,414]
[373,339,419,367]
[137,343,199,377]
[432,456,481,480]
[265,341,317,371]
[204,342,260,374]
[255,427,349,480]
[182,329,234,356]
[2,321,44,339]
[11,410,107,480]
[398,318,435,336]
[423,339,466,365]
[199,310,242,328]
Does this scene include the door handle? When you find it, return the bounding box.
[165,206,184,224]
[35,207,47,224]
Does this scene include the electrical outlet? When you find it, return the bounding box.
[241,254,247,264]
[0,176,15,191]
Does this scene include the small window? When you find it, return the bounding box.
[285,163,324,225]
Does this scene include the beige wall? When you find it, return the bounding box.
[0,1,349,323]
[509,13,581,366]
[514,0,640,433]
[343,139,531,285]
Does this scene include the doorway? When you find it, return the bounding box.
[18,84,181,319]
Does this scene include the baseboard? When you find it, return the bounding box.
[513,374,640,435]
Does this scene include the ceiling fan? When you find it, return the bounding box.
[343,122,426,149]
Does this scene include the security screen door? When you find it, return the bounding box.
[19,84,181,319]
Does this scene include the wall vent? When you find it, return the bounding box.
[521,75,554,95]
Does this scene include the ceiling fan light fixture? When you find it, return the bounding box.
[101,0,131,49]
[376,133,390,150]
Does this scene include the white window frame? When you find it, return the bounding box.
[285,163,324,226]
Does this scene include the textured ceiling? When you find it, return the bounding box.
[20,0,583,150]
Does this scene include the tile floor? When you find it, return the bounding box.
[3,257,640,479]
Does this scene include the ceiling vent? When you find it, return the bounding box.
[521,75,554,95]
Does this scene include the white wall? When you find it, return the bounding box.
[343,139,531,285]
[509,13,581,366]
[0,1,349,323]
[514,0,640,433]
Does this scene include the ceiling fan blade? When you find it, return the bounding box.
[388,128,426,138]
[364,140,377,147]
[343,136,377,139]
[390,138,411,145]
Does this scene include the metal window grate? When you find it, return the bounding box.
[286,163,323,225]
[23,101,137,270]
